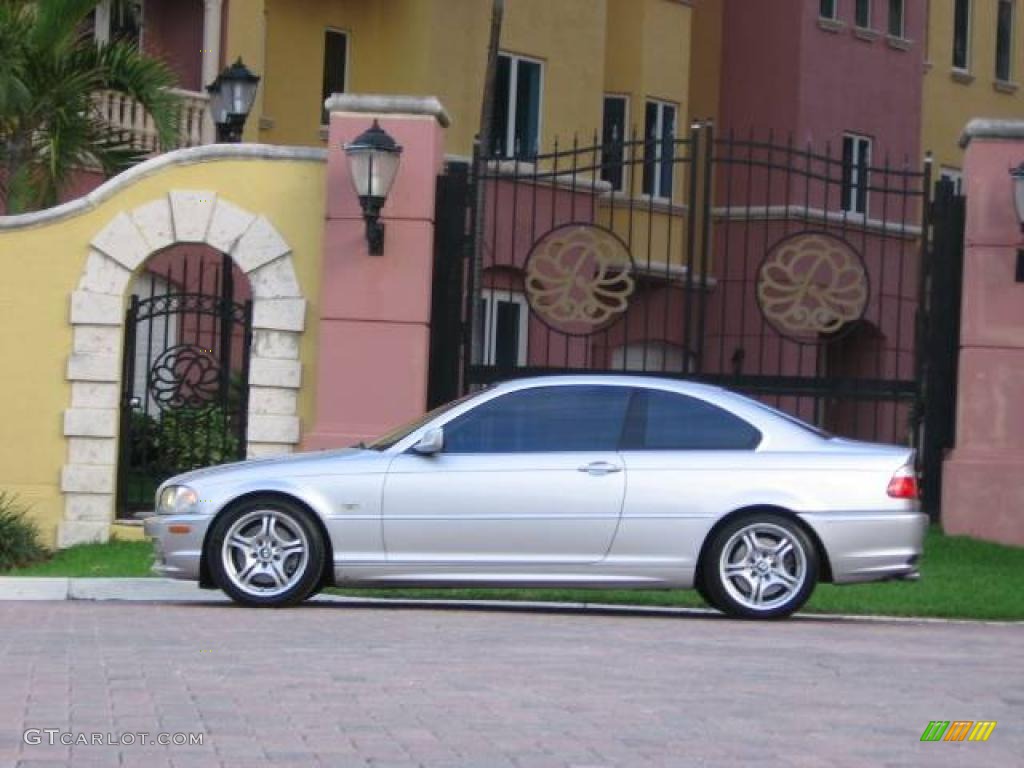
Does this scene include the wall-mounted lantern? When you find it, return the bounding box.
[1010,162,1024,232]
[207,58,261,143]
[344,120,403,255]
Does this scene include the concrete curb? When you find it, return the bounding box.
[1,577,1023,626]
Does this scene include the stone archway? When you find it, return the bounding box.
[59,190,305,546]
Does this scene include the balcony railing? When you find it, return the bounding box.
[95,87,211,153]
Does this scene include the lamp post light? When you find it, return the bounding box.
[1010,162,1024,232]
[343,120,403,255]
[206,58,261,143]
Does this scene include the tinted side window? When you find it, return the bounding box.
[630,390,761,450]
[444,386,632,453]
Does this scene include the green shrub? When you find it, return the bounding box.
[159,404,240,469]
[0,492,47,571]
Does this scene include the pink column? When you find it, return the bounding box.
[942,120,1024,546]
[303,95,449,450]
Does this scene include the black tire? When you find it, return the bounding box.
[207,496,325,607]
[703,512,818,620]
[694,571,719,610]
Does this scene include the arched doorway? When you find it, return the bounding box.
[117,245,253,519]
[61,190,306,545]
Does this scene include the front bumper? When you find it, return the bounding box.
[143,514,210,581]
[799,511,928,584]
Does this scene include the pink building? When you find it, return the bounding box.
[469,1,931,451]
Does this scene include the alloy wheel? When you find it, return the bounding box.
[220,509,310,598]
[717,522,808,612]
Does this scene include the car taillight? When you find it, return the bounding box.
[887,467,918,499]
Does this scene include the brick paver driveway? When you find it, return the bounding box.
[0,601,1020,767]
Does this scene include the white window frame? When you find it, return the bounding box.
[94,0,144,47]
[481,289,529,367]
[855,0,871,29]
[496,52,545,159]
[953,0,972,72]
[644,98,678,201]
[820,0,839,20]
[602,93,630,193]
[842,133,872,216]
[995,0,1015,82]
[321,28,350,128]
[612,341,692,375]
[939,167,964,195]
[888,0,906,38]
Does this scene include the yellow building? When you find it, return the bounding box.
[923,0,1024,186]
[223,0,694,157]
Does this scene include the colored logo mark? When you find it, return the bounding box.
[920,720,997,742]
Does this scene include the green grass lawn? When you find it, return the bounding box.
[3,538,153,578]
[328,527,1024,621]
[2,528,1022,620]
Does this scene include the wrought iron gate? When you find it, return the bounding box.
[117,251,252,519]
[428,126,964,517]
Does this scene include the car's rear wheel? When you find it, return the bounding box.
[207,497,324,607]
[704,513,818,619]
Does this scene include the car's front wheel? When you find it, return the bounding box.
[704,513,818,619]
[207,497,324,607]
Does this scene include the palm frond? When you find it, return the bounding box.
[28,0,101,57]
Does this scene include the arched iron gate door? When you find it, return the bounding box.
[117,254,252,519]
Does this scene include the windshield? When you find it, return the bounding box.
[362,392,479,450]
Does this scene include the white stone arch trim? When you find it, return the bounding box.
[60,190,306,547]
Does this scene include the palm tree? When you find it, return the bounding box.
[0,0,182,213]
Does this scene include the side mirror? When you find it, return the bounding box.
[410,427,444,456]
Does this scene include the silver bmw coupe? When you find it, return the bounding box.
[145,376,926,619]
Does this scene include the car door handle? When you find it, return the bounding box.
[578,461,623,476]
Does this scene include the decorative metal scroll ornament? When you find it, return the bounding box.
[756,232,869,342]
[524,223,635,335]
[148,344,222,411]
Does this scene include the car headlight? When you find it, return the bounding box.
[156,485,200,515]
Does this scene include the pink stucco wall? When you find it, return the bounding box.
[303,109,447,450]
[720,0,923,163]
[143,0,204,92]
[942,132,1024,546]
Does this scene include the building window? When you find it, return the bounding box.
[953,0,971,70]
[612,342,691,374]
[642,99,677,200]
[820,0,839,20]
[321,30,348,126]
[940,167,964,195]
[481,289,529,369]
[492,53,543,158]
[855,0,871,28]
[841,134,871,215]
[92,0,143,46]
[888,0,905,37]
[996,0,1014,81]
[601,95,629,192]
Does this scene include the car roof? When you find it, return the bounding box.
[491,374,733,399]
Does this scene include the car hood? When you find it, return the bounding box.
[166,447,381,487]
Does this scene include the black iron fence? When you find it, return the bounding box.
[427,125,963,516]
[117,250,252,519]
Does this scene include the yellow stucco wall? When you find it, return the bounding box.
[0,156,325,547]
[253,0,691,157]
[923,0,1024,171]
[223,0,268,144]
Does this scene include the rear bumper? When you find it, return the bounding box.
[799,511,928,584]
